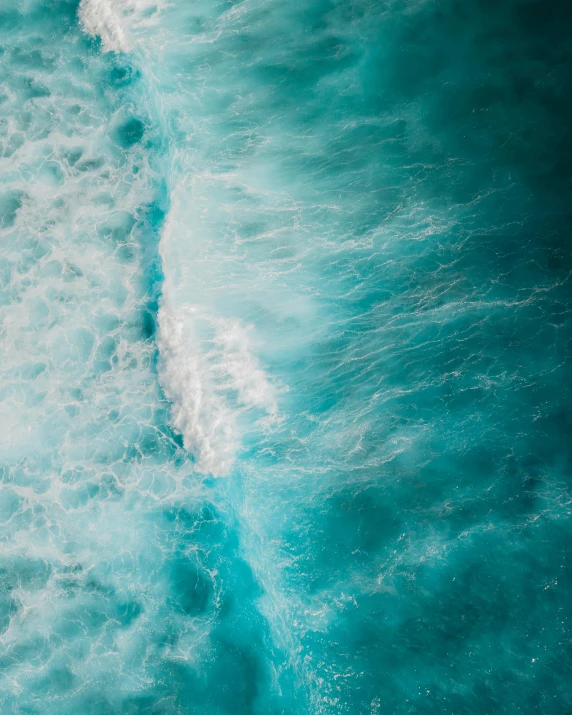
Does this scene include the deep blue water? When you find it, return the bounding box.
[1,0,571,712]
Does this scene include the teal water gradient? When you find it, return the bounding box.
[1,0,571,712]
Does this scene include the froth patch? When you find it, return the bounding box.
[79,0,165,54]
[79,0,131,53]
[157,307,236,476]
[157,307,277,477]
[214,317,277,417]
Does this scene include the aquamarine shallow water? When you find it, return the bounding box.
[1,0,571,712]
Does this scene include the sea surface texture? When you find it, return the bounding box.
[1,0,571,712]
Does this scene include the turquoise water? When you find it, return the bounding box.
[1,0,571,712]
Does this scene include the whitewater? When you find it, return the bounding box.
[1,0,572,712]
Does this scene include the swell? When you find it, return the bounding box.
[79,0,278,477]
[77,0,232,476]
[77,0,312,708]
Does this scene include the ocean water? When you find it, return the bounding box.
[1,0,571,712]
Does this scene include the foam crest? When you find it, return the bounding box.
[79,0,131,53]
[156,305,237,476]
[214,317,278,416]
[78,0,164,53]
[157,304,278,476]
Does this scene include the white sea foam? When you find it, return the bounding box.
[156,305,237,477]
[157,303,278,476]
[79,0,131,53]
[213,317,277,416]
[78,0,164,53]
